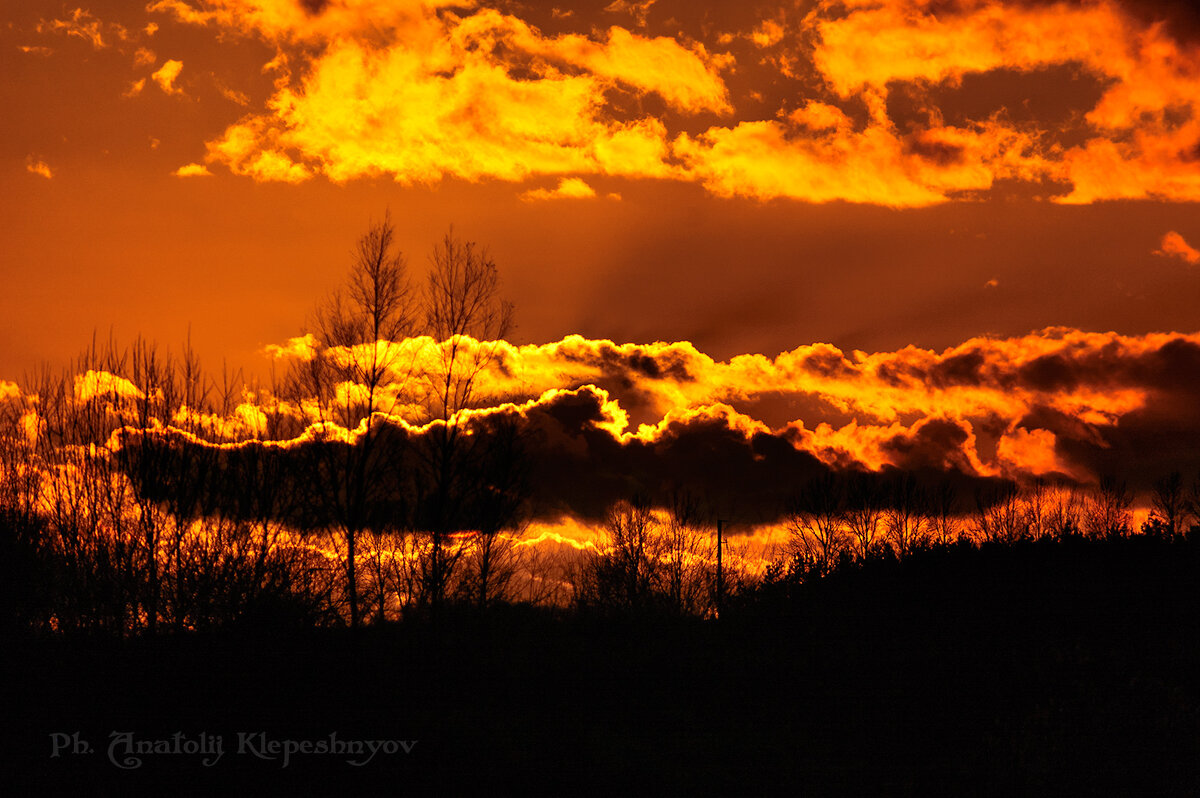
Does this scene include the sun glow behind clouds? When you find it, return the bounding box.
[6,327,1200,573]
[132,328,1200,524]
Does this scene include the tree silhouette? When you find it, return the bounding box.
[928,481,960,545]
[973,484,1030,545]
[412,228,517,610]
[845,472,885,559]
[1149,471,1188,540]
[1084,475,1132,540]
[285,213,416,628]
[574,496,664,611]
[885,473,928,558]
[786,473,848,575]
[661,490,712,616]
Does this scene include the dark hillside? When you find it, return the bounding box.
[6,535,1200,796]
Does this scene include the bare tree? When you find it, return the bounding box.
[574,497,664,610]
[845,473,885,560]
[1084,475,1132,541]
[1149,471,1188,540]
[661,490,713,616]
[285,213,416,628]
[1188,472,1200,537]
[786,473,848,575]
[973,485,1029,545]
[463,414,531,609]
[1046,486,1085,540]
[414,228,516,610]
[928,481,960,546]
[422,229,515,420]
[1024,478,1050,541]
[885,474,928,558]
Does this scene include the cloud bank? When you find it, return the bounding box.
[127,0,1200,204]
[22,328,1196,529]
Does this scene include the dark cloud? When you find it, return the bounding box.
[882,417,976,473]
[122,385,1012,532]
[1040,399,1200,490]
[1018,353,1081,392]
[549,341,698,423]
[1017,348,1200,490]
[1013,337,1200,394]
[904,134,967,168]
[802,347,857,379]
[298,0,330,15]
[918,0,1200,41]
[930,349,990,388]
[1084,0,1200,42]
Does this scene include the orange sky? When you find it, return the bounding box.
[5,0,1200,516]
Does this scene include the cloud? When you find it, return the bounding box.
[673,101,1048,206]
[806,0,1200,203]
[142,0,1200,204]
[124,79,147,98]
[206,117,312,183]
[38,8,110,49]
[119,385,1011,529]
[1154,231,1200,265]
[151,59,185,94]
[18,45,54,56]
[447,11,732,114]
[237,328,1200,502]
[156,0,725,184]
[519,177,599,201]
[134,47,157,68]
[74,370,144,403]
[46,327,1200,530]
[25,158,53,179]
[216,82,251,106]
[263,333,318,361]
[147,0,437,43]
[173,163,213,177]
[604,0,656,28]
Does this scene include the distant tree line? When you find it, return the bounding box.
[0,217,532,634]
[3,217,1200,635]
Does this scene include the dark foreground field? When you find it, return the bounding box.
[6,536,1200,796]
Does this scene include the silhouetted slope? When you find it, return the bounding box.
[6,536,1199,796]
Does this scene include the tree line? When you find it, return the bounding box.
[3,216,1199,634]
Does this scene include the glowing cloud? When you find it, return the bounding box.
[26,158,53,179]
[604,0,656,28]
[134,47,158,68]
[151,59,185,95]
[807,0,1200,203]
[173,163,213,177]
[134,0,1200,203]
[38,8,111,50]
[1155,231,1200,265]
[157,1,723,185]
[263,333,318,361]
[674,101,1046,206]
[246,327,1200,497]
[520,178,599,201]
[74,370,145,402]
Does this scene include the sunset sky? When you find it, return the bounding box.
[5,0,1200,520]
